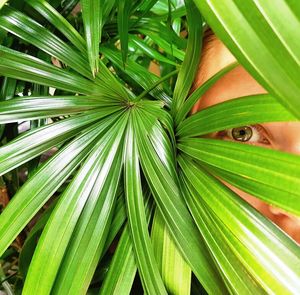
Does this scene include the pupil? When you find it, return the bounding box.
[231,126,252,142]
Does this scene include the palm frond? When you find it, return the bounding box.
[0,1,299,293]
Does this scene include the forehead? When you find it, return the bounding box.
[192,36,266,112]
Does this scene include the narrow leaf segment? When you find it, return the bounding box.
[81,0,102,76]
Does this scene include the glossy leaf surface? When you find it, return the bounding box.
[194,0,300,118]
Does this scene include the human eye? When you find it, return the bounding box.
[213,125,271,146]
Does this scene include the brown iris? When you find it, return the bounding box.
[231,126,253,142]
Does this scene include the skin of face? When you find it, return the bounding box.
[192,35,300,244]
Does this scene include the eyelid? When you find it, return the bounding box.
[250,124,271,145]
[246,125,268,144]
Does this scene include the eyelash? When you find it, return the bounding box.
[214,125,271,146]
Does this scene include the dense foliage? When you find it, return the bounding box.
[0,0,300,294]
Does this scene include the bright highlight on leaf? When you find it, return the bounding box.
[0,0,8,10]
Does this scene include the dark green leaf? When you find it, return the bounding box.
[81,0,102,75]
[26,0,86,53]
[151,209,191,295]
[174,62,238,125]
[0,122,109,258]
[52,115,128,295]
[179,156,265,294]
[99,226,137,295]
[129,35,177,66]
[0,77,16,101]
[133,107,226,294]
[100,192,153,295]
[0,6,92,78]
[19,199,57,277]
[117,0,131,66]
[101,45,171,105]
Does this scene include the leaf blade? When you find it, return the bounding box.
[134,107,226,294]
[0,96,115,123]
[124,114,167,295]
[0,108,121,176]
[0,46,98,94]
[81,0,102,75]
[171,0,202,114]
[178,138,300,216]
[25,0,86,53]
[194,0,300,118]
[178,155,300,293]
[0,6,92,78]
[23,112,128,295]
[177,94,297,138]
[0,122,107,258]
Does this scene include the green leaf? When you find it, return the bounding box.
[0,109,121,176]
[117,0,131,66]
[171,0,202,114]
[0,96,116,123]
[178,156,265,294]
[135,70,178,106]
[151,209,191,295]
[81,0,102,76]
[94,59,131,101]
[100,191,154,295]
[138,29,185,61]
[177,94,297,138]
[194,0,300,119]
[101,45,171,104]
[178,138,300,216]
[52,117,127,295]
[19,199,57,277]
[129,35,177,66]
[0,46,99,94]
[23,112,129,295]
[0,77,16,101]
[136,100,177,176]
[207,165,300,225]
[136,18,186,50]
[102,194,127,253]
[102,0,116,20]
[134,0,161,24]
[0,6,92,78]
[60,0,80,16]
[174,62,238,125]
[178,155,300,294]
[124,114,167,294]
[25,0,86,53]
[99,226,137,295]
[0,122,107,258]
[133,107,226,294]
